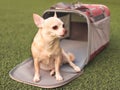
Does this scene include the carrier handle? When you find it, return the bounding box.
[50,2,73,9]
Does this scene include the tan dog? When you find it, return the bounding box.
[31,13,81,82]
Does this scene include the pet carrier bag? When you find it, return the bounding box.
[9,2,110,88]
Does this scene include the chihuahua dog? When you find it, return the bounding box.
[31,13,81,82]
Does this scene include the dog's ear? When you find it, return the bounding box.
[53,12,57,18]
[33,13,44,28]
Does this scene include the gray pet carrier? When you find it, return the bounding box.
[9,2,110,88]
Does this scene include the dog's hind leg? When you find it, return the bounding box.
[62,49,81,72]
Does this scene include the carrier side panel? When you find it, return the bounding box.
[89,17,110,59]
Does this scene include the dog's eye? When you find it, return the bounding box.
[52,25,58,30]
[63,24,65,28]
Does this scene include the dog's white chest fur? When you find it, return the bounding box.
[38,36,61,70]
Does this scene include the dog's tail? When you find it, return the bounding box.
[67,52,75,62]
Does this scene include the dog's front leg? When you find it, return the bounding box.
[55,56,63,81]
[33,58,40,82]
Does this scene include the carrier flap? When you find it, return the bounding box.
[50,2,110,22]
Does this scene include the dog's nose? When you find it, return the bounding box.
[63,30,67,35]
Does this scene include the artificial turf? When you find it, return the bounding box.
[0,0,120,90]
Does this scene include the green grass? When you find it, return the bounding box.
[0,0,120,90]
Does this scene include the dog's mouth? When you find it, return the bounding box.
[59,35,65,37]
[59,33,66,37]
[59,30,67,37]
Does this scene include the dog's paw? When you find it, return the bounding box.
[56,74,63,81]
[33,75,40,82]
[74,66,81,72]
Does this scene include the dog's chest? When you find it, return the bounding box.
[44,38,61,56]
[40,55,56,70]
[40,48,61,70]
[42,55,54,64]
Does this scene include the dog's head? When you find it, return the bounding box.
[33,13,67,38]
